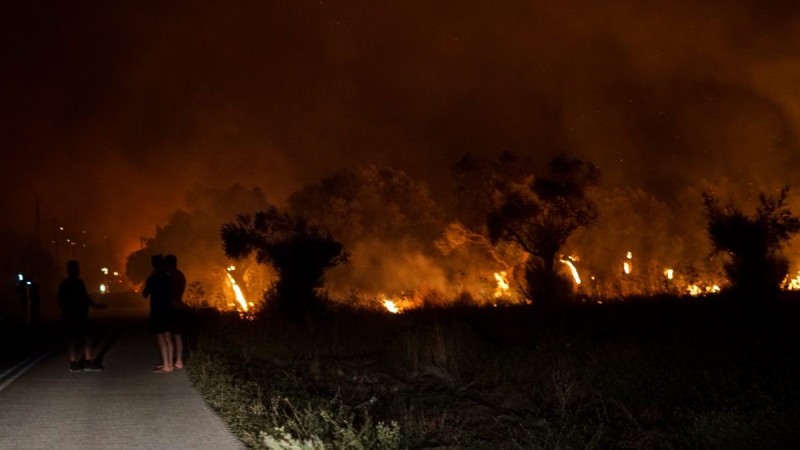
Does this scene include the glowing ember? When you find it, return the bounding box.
[225,270,248,312]
[782,271,800,290]
[494,271,510,298]
[560,256,581,285]
[687,284,721,296]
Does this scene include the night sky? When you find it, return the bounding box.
[3,0,800,266]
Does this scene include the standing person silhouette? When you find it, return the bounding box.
[142,254,174,373]
[16,277,28,324]
[58,260,106,371]
[164,254,186,369]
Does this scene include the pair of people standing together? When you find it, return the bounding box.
[142,254,186,373]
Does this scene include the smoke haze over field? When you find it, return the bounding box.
[3,0,800,270]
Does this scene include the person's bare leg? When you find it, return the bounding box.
[156,334,173,372]
[164,331,174,369]
[173,333,184,368]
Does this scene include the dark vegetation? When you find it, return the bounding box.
[189,294,800,449]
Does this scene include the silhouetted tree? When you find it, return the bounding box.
[488,154,600,305]
[703,186,800,299]
[221,207,346,319]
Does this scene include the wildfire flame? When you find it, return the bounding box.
[687,284,720,296]
[782,271,800,290]
[560,256,581,285]
[664,268,674,280]
[623,251,633,275]
[382,299,400,313]
[494,271,510,298]
[226,268,248,312]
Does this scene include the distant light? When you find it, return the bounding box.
[99,284,107,294]
[227,266,236,272]
[626,251,633,259]
[59,226,64,231]
[26,281,31,285]
[17,273,24,281]
[101,267,109,275]
[113,271,119,276]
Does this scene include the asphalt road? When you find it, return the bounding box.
[0,294,245,450]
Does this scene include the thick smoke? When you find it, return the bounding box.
[2,0,800,282]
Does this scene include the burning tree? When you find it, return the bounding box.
[488,154,600,305]
[288,166,447,308]
[703,186,800,299]
[221,207,346,319]
[435,153,532,301]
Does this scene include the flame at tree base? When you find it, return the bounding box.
[226,267,249,312]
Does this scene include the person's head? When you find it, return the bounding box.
[151,254,165,270]
[66,260,80,278]
[164,254,178,269]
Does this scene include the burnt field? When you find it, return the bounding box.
[187,293,800,450]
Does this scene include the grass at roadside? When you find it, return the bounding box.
[188,295,800,449]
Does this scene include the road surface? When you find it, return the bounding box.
[0,294,245,450]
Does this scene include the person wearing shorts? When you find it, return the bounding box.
[165,254,186,369]
[142,254,174,373]
[58,260,106,372]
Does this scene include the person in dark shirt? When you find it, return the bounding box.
[164,254,187,369]
[58,260,106,372]
[142,254,174,373]
[16,278,28,323]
